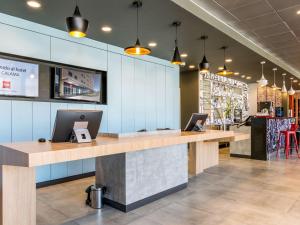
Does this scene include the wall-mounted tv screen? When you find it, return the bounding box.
[0,58,39,97]
[51,67,107,104]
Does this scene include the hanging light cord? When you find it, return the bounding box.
[203,38,206,55]
[175,24,178,47]
[136,2,139,39]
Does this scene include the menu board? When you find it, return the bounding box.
[0,58,39,97]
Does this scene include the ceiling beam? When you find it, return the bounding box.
[171,0,300,78]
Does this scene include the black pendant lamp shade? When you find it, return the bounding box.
[199,35,209,73]
[124,0,151,56]
[171,21,182,65]
[217,46,233,76]
[66,5,89,38]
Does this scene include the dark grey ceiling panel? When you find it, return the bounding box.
[229,0,274,20]
[253,22,290,37]
[267,0,300,10]
[244,12,283,29]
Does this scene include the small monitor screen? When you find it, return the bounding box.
[0,58,39,97]
[52,67,106,104]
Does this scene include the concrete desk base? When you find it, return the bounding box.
[0,130,245,225]
[96,144,188,212]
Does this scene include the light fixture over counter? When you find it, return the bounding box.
[271,68,280,90]
[171,21,183,65]
[66,3,89,38]
[288,77,296,95]
[257,61,268,87]
[199,35,209,73]
[217,46,233,76]
[124,0,151,56]
[281,73,287,93]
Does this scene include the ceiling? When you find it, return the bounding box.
[0,0,298,88]
[172,0,300,85]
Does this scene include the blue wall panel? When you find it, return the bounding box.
[33,102,51,183]
[33,102,51,140]
[145,63,157,131]
[156,65,166,129]
[107,52,122,133]
[66,103,83,176]
[50,162,68,180]
[0,100,12,143]
[36,165,51,183]
[11,101,33,142]
[95,105,108,133]
[67,160,83,176]
[134,59,147,131]
[121,56,135,133]
[83,158,95,173]
[50,102,68,180]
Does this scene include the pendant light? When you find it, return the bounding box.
[124,0,151,56]
[281,73,287,93]
[288,77,295,95]
[271,68,280,90]
[171,21,182,65]
[66,1,89,38]
[199,35,209,73]
[217,46,233,76]
[257,61,268,87]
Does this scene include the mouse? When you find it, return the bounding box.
[38,138,46,143]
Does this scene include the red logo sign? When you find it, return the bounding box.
[2,81,11,89]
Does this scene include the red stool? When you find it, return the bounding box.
[276,124,300,159]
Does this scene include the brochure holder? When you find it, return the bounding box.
[70,121,92,143]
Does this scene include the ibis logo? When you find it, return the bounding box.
[2,80,11,89]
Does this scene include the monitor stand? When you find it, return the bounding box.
[192,124,205,132]
[70,121,92,143]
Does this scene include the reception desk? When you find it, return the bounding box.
[0,130,246,225]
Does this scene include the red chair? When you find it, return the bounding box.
[276,124,300,159]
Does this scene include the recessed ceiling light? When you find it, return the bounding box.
[181,53,188,58]
[101,26,112,32]
[241,75,246,78]
[225,58,232,63]
[293,79,298,83]
[148,42,157,47]
[180,62,186,67]
[234,72,239,76]
[297,10,300,15]
[218,66,223,70]
[246,76,252,80]
[27,0,41,8]
[189,65,195,69]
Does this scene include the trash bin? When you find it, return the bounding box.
[85,184,106,209]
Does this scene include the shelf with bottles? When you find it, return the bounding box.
[199,72,249,125]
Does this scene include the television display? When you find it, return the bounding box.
[0,58,39,97]
[51,67,106,104]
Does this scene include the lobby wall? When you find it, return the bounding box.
[0,13,180,183]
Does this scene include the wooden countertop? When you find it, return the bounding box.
[0,130,242,168]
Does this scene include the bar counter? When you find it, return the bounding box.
[251,117,295,160]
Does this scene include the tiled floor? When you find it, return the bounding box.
[37,155,300,225]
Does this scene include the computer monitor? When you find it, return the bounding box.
[184,113,208,131]
[51,110,103,143]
